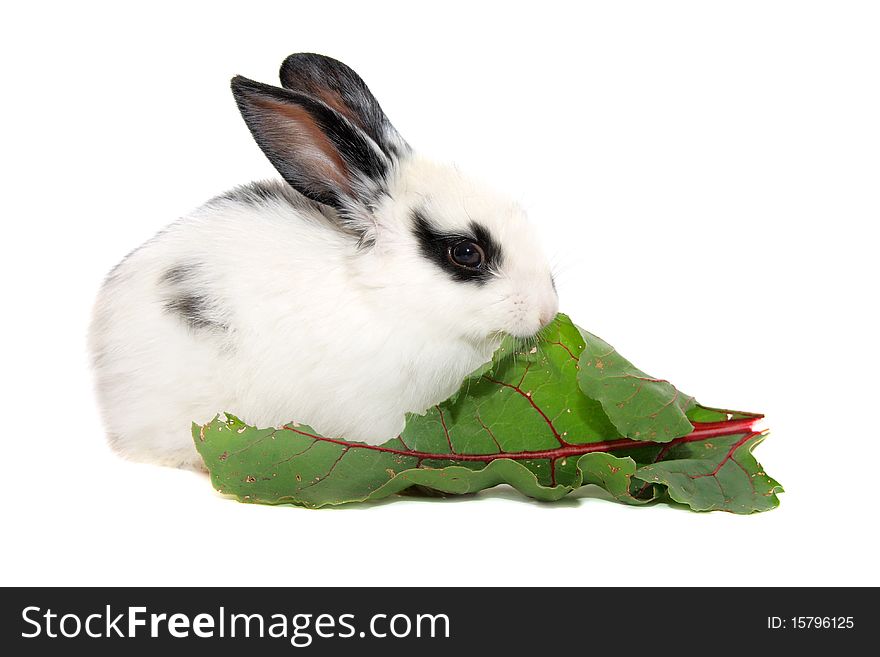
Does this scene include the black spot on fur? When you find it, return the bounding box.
[210,181,348,236]
[212,180,312,209]
[214,182,279,206]
[164,294,226,332]
[160,263,198,285]
[412,209,502,284]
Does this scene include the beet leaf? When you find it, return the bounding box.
[193,314,782,513]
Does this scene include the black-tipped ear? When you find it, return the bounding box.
[231,75,390,226]
[279,53,408,160]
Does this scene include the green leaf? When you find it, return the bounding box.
[193,314,781,513]
[634,432,784,513]
[577,329,696,441]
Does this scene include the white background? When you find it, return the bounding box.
[3,1,878,587]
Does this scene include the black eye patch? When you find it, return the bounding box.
[411,209,501,284]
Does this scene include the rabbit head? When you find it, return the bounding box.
[232,53,558,344]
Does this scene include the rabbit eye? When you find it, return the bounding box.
[448,240,486,269]
[412,209,499,284]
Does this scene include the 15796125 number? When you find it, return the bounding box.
[767,617,854,630]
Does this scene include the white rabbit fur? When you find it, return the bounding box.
[89,54,558,469]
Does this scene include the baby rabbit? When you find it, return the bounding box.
[89,53,558,469]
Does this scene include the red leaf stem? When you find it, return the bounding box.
[282,415,763,465]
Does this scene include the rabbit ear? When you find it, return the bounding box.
[279,53,409,161]
[231,75,391,232]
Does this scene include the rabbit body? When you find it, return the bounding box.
[89,55,558,469]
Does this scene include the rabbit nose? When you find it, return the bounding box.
[538,297,559,328]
